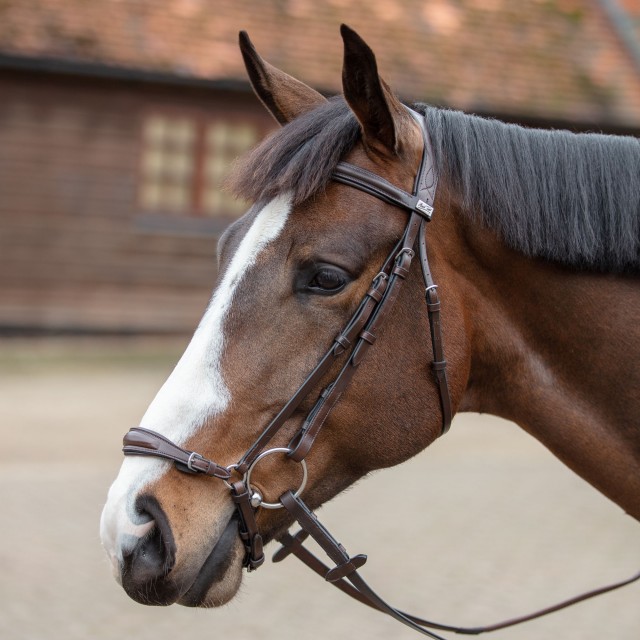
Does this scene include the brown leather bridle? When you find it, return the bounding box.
[121,109,639,638]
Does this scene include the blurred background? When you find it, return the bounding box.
[0,1,638,639]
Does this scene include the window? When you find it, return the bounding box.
[138,114,259,217]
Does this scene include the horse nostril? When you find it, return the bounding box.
[120,495,177,603]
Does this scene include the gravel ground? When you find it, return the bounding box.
[0,339,637,640]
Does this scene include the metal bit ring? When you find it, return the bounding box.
[245,447,308,510]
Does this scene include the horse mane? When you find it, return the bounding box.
[230,97,640,273]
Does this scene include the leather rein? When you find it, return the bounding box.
[121,110,639,638]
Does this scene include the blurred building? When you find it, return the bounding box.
[1,0,639,334]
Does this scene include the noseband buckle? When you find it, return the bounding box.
[186,451,205,473]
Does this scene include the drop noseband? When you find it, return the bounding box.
[121,110,639,638]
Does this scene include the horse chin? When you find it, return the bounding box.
[179,515,245,608]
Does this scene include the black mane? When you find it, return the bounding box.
[230,97,640,273]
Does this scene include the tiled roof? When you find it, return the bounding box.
[1,0,640,127]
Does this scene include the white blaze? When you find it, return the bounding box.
[100,194,292,563]
[139,193,292,443]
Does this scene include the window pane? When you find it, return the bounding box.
[168,153,193,177]
[205,156,228,179]
[144,116,167,146]
[140,182,162,209]
[207,124,229,148]
[232,126,257,149]
[165,184,189,210]
[203,187,223,212]
[170,119,195,146]
[142,148,166,175]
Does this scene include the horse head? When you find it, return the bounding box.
[99,25,469,608]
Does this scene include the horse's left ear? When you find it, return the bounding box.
[239,31,327,125]
[340,24,410,158]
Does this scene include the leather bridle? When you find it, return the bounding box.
[121,109,639,638]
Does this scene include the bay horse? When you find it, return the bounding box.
[100,25,640,635]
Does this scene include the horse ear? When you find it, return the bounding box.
[239,31,327,125]
[340,24,407,157]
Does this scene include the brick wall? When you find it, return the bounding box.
[0,71,272,333]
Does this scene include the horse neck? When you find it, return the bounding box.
[435,207,640,519]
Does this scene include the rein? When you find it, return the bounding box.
[121,110,639,638]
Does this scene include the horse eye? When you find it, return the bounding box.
[307,266,348,294]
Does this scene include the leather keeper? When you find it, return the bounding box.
[432,360,447,371]
[325,553,367,582]
[392,250,413,279]
[392,263,410,279]
[366,285,384,302]
[359,330,376,345]
[249,534,265,569]
[187,456,228,478]
[426,300,441,312]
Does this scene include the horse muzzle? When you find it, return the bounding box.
[100,460,245,608]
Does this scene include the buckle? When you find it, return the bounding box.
[396,247,415,260]
[186,451,204,472]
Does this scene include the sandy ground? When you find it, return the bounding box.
[0,338,638,640]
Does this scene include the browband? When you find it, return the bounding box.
[333,108,439,220]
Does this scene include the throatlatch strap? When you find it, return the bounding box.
[418,219,452,434]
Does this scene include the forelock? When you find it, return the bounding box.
[228,96,361,206]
